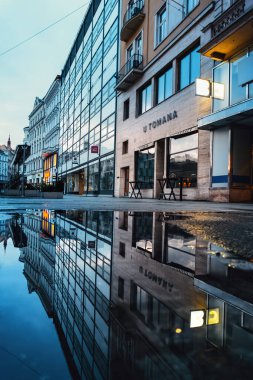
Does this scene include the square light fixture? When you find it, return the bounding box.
[195,78,211,97]
[213,82,225,100]
[190,310,205,328]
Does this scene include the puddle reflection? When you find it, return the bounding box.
[0,210,253,379]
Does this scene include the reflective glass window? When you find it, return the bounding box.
[179,45,200,90]
[136,147,155,187]
[157,66,173,103]
[140,83,152,114]
[230,50,247,105]
[168,132,198,187]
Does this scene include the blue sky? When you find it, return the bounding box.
[0,0,89,148]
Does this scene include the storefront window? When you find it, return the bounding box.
[136,147,155,188]
[213,47,253,112]
[213,61,229,112]
[168,133,198,187]
[249,47,253,99]
[88,162,99,192]
[230,50,247,105]
[100,156,114,193]
[83,166,88,193]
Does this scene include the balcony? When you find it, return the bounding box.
[200,0,253,60]
[116,54,144,91]
[121,0,145,42]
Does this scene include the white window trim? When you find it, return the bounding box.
[155,3,169,48]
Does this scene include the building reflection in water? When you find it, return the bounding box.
[13,210,253,380]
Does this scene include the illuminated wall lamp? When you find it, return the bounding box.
[195,78,225,100]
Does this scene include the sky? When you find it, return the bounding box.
[0,0,89,148]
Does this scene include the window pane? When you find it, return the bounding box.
[249,47,253,99]
[230,50,247,105]
[190,47,200,83]
[146,85,152,111]
[165,68,173,98]
[141,84,152,113]
[213,62,229,112]
[141,87,146,113]
[100,156,114,192]
[136,147,154,187]
[158,74,165,103]
[187,0,199,13]
[157,7,167,44]
[168,0,184,32]
[180,54,190,89]
[169,150,198,187]
[170,133,198,154]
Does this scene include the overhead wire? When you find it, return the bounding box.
[0,2,89,58]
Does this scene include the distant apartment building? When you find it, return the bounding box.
[11,128,31,182]
[115,0,253,202]
[58,0,119,195]
[43,76,61,184]
[0,136,14,187]
[25,97,45,184]
[0,149,8,188]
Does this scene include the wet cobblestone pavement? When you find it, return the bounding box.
[166,212,253,258]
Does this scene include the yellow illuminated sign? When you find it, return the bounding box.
[207,308,220,325]
[213,82,225,100]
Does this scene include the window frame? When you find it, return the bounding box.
[156,65,173,104]
[138,82,152,115]
[178,43,200,91]
[156,4,168,46]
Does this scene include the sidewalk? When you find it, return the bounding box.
[1,194,253,213]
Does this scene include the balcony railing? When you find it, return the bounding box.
[121,0,145,42]
[212,0,245,38]
[116,54,144,92]
[199,0,253,60]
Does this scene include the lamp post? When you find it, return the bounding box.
[21,143,28,197]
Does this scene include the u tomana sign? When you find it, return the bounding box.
[143,111,178,133]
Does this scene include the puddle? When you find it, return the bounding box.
[0,210,253,379]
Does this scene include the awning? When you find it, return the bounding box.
[198,98,253,130]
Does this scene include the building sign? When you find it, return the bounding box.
[72,156,78,165]
[88,241,96,249]
[91,145,99,154]
[139,266,173,292]
[190,308,220,328]
[190,310,205,328]
[143,111,178,133]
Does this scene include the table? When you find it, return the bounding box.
[129,181,153,199]
[157,174,178,200]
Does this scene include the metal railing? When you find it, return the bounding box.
[123,0,144,26]
[117,54,143,84]
[212,0,245,38]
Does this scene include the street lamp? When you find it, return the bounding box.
[21,143,28,197]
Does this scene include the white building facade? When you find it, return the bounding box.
[0,150,8,188]
[25,98,45,184]
[43,76,61,184]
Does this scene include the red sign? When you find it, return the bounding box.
[91,145,99,154]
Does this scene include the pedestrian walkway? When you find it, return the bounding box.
[1,195,253,213]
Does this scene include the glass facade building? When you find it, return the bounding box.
[58,0,119,195]
[54,210,113,379]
